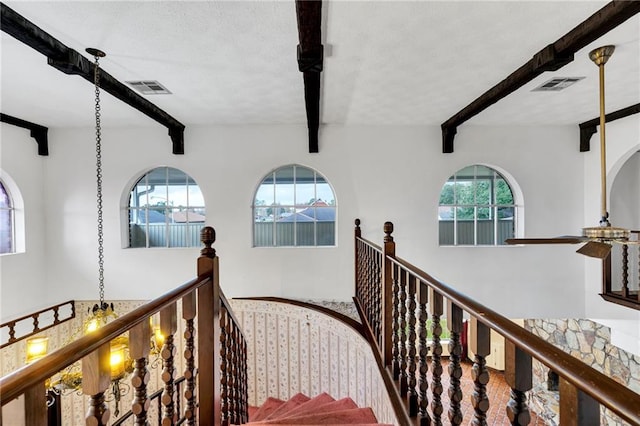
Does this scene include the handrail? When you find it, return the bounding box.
[389,255,640,424]
[354,219,640,425]
[0,275,209,404]
[1,226,249,426]
[0,300,75,348]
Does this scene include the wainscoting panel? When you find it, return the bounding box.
[230,299,399,425]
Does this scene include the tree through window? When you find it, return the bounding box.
[439,165,516,245]
[253,165,336,247]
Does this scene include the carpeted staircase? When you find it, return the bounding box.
[244,392,393,425]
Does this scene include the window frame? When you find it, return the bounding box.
[0,179,15,254]
[0,171,25,255]
[438,164,521,246]
[252,164,337,248]
[124,167,205,249]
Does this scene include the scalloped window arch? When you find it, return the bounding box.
[253,165,336,247]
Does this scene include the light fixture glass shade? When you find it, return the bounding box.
[110,343,127,379]
[26,336,49,363]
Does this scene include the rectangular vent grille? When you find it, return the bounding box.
[532,77,585,92]
[126,80,172,95]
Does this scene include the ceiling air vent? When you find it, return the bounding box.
[126,80,172,95]
[532,77,585,92]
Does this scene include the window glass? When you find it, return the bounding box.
[127,167,205,248]
[439,165,516,246]
[253,165,336,247]
[0,181,13,254]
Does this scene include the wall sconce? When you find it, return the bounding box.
[26,336,49,364]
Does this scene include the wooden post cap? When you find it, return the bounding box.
[355,218,361,227]
[384,221,394,241]
[200,226,216,258]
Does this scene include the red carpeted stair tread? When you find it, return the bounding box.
[250,397,285,422]
[252,407,379,424]
[262,393,311,420]
[267,392,335,419]
[246,393,390,425]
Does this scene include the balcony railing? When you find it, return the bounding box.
[0,226,248,426]
[354,218,640,425]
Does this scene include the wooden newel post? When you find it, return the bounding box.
[197,226,222,426]
[382,221,395,367]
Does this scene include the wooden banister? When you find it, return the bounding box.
[1,225,249,426]
[354,219,640,425]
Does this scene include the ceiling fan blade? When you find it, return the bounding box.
[505,237,586,245]
[576,241,612,259]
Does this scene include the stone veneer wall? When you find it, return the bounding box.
[1,300,188,426]
[524,318,640,426]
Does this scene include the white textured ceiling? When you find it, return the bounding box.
[1,1,638,130]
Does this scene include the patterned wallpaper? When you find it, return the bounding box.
[230,299,399,425]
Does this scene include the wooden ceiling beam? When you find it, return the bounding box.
[295,0,323,153]
[579,103,640,152]
[440,1,640,153]
[0,113,49,156]
[1,3,185,154]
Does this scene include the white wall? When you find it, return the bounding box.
[0,124,48,319]
[3,123,591,321]
[583,115,640,355]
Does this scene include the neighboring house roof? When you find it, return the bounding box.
[172,211,206,223]
[140,210,206,223]
[278,207,335,222]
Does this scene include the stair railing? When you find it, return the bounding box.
[0,226,248,426]
[602,229,640,310]
[354,219,640,426]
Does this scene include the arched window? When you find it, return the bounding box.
[0,180,14,254]
[127,167,205,248]
[253,165,336,247]
[439,165,516,246]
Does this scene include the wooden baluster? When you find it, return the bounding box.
[376,250,382,345]
[82,342,111,426]
[398,269,408,396]
[559,377,599,425]
[505,341,532,426]
[239,334,249,423]
[160,302,178,425]
[429,288,444,426]
[417,282,431,426]
[637,245,640,302]
[183,291,197,425]
[8,321,16,343]
[33,313,40,333]
[470,318,491,426]
[407,275,418,416]
[25,381,47,425]
[392,263,401,380]
[232,324,240,424]
[197,226,220,425]
[53,306,60,324]
[130,319,151,425]
[622,244,629,298]
[447,301,464,425]
[219,308,229,425]
[227,314,236,425]
[355,219,361,298]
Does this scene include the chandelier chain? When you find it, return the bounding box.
[92,54,105,307]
